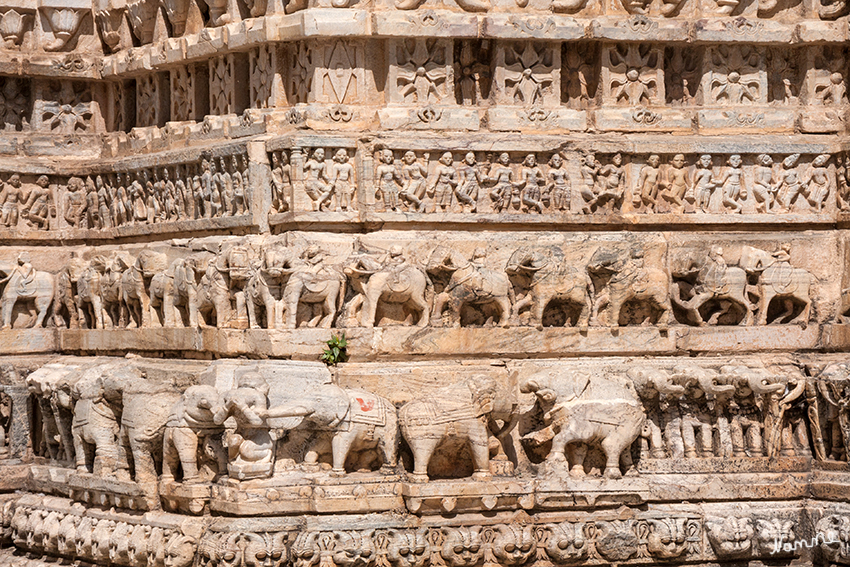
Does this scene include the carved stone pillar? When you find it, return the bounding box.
[249,44,284,110]
[209,52,249,116]
[135,72,169,127]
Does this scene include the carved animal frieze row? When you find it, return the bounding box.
[19,359,850,518]
[5,238,823,332]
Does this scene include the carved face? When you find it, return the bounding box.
[549,154,562,168]
[387,530,430,567]
[755,519,795,556]
[242,532,287,567]
[818,515,850,562]
[699,155,712,168]
[165,535,197,567]
[333,531,374,567]
[613,153,623,166]
[440,527,483,567]
[728,155,742,168]
[671,155,685,168]
[648,155,660,168]
[292,532,320,567]
[546,523,587,563]
[707,517,753,558]
[499,153,510,165]
[492,525,535,566]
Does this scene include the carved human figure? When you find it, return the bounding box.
[375,149,403,213]
[692,154,716,212]
[837,153,850,211]
[231,155,246,215]
[488,153,516,213]
[304,148,333,211]
[64,177,87,227]
[428,152,458,212]
[95,175,113,228]
[660,154,690,212]
[715,154,746,214]
[0,174,23,228]
[513,154,545,214]
[111,173,129,227]
[802,154,832,212]
[753,154,777,213]
[400,151,429,213]
[774,154,803,212]
[270,151,291,214]
[22,175,52,230]
[633,155,661,212]
[456,152,484,213]
[578,152,599,214]
[330,149,356,212]
[595,153,625,212]
[218,157,234,217]
[547,153,570,212]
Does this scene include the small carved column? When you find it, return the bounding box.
[356,141,374,209]
[247,141,271,232]
[170,65,203,122]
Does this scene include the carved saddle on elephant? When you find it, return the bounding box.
[448,266,504,300]
[761,261,797,295]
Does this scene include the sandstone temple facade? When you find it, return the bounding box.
[0,0,847,564]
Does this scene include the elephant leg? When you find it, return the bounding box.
[431,293,447,326]
[469,433,491,480]
[590,291,609,326]
[795,296,812,327]
[264,298,275,330]
[549,430,569,463]
[655,292,672,329]
[607,295,623,327]
[319,293,336,328]
[577,291,592,331]
[758,289,773,326]
[247,297,260,329]
[361,291,380,328]
[233,291,248,328]
[73,427,89,473]
[92,428,120,476]
[92,297,104,329]
[330,432,355,475]
[163,293,176,328]
[128,435,157,487]
[34,295,53,329]
[161,430,179,483]
[410,435,441,482]
[285,283,303,329]
[566,443,588,477]
[140,293,151,328]
[379,425,399,473]
[495,296,512,328]
[532,294,546,329]
[600,436,625,479]
[170,428,201,483]
[511,295,532,325]
[1,299,15,329]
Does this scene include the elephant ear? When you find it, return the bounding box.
[269,416,306,429]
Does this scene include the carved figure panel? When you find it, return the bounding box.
[389,38,452,106]
[494,42,560,108]
[602,43,664,107]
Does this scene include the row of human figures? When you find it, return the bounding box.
[21,360,850,511]
[0,240,816,332]
[276,150,847,216]
[63,155,251,230]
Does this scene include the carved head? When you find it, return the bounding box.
[465,152,476,165]
[332,530,375,567]
[546,523,587,563]
[292,531,320,567]
[314,148,326,161]
[754,518,796,556]
[549,154,563,168]
[492,524,535,566]
[440,527,483,567]
[498,152,510,165]
[179,385,226,426]
[783,154,800,168]
[36,175,49,188]
[612,153,623,166]
[728,154,742,168]
[403,151,417,164]
[164,534,197,567]
[523,154,537,167]
[387,529,430,567]
[814,153,831,167]
[335,149,349,163]
[707,516,753,559]
[817,515,850,563]
[671,154,685,169]
[242,532,288,567]
[439,152,453,166]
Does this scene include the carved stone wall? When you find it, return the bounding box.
[0,0,847,566]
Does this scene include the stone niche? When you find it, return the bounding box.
[0,0,848,563]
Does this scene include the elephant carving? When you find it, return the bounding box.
[70,371,124,476]
[121,250,168,328]
[263,383,399,475]
[0,255,55,330]
[162,385,228,484]
[399,375,516,482]
[521,369,645,479]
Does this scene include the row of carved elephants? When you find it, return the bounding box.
[9,239,820,333]
[21,358,850,513]
[5,497,850,567]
